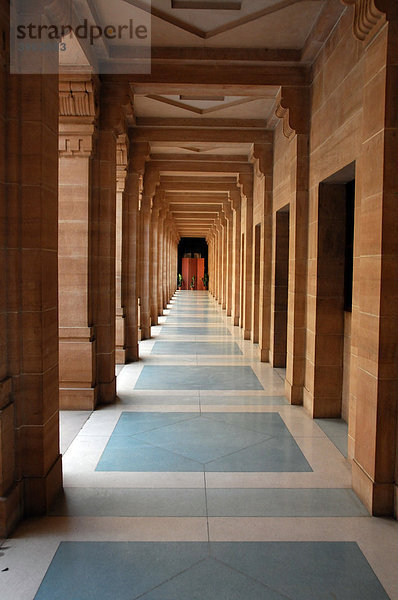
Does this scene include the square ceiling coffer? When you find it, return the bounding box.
[172,1,242,9]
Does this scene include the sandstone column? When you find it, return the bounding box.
[224,201,234,316]
[150,196,161,325]
[349,6,398,516]
[157,203,166,312]
[4,47,61,527]
[140,165,159,339]
[240,173,254,339]
[58,76,98,410]
[91,82,131,404]
[116,135,128,364]
[231,189,242,327]
[220,212,228,310]
[123,143,148,362]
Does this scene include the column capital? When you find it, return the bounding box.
[59,75,99,157]
[223,200,233,221]
[238,173,254,201]
[130,142,150,175]
[229,188,241,211]
[100,81,135,135]
[251,143,273,177]
[117,134,129,193]
[143,164,160,199]
[273,86,310,139]
[341,0,387,42]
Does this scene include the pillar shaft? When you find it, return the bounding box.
[3,67,61,530]
[151,203,160,325]
[140,199,151,340]
[58,77,98,409]
[123,170,141,362]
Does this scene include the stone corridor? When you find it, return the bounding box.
[1,292,397,599]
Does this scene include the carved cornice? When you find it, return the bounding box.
[273,86,310,140]
[117,134,129,193]
[251,143,273,177]
[59,76,99,157]
[238,173,254,201]
[59,122,96,158]
[275,102,296,141]
[341,0,386,42]
[142,164,160,202]
[59,78,98,119]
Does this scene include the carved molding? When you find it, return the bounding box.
[59,79,98,119]
[229,188,242,211]
[273,86,310,140]
[275,102,296,141]
[117,134,129,193]
[341,0,386,42]
[59,76,98,157]
[59,122,96,158]
[238,173,254,201]
[251,143,272,177]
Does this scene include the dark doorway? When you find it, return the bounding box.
[317,162,356,421]
[253,223,261,343]
[272,206,290,368]
[178,238,208,280]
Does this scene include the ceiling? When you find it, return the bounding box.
[59,0,345,239]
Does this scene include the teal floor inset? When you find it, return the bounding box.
[315,418,348,457]
[151,342,243,355]
[49,487,367,517]
[134,366,263,390]
[34,542,391,600]
[95,412,312,472]
[158,326,231,336]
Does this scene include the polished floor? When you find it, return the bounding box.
[1,291,397,599]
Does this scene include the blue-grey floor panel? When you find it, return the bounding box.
[134,366,263,390]
[48,487,367,518]
[34,542,390,600]
[206,488,368,517]
[315,418,348,458]
[49,488,207,517]
[95,412,312,473]
[158,326,231,336]
[151,342,242,355]
[200,395,288,406]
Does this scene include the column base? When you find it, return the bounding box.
[125,345,139,363]
[244,330,251,340]
[59,329,97,409]
[284,379,303,405]
[0,482,23,538]
[60,387,97,411]
[352,460,394,517]
[260,348,269,363]
[116,348,126,364]
[98,379,116,405]
[233,316,240,327]
[24,454,63,518]
[141,326,151,340]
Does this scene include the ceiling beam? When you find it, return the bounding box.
[111,47,301,63]
[160,182,236,192]
[170,204,223,212]
[161,176,237,184]
[152,161,252,173]
[137,117,267,129]
[132,128,271,143]
[151,154,249,163]
[104,63,309,86]
[172,212,219,219]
